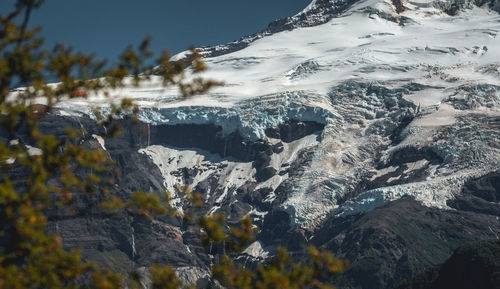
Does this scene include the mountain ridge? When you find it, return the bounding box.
[7,0,500,287]
[186,0,500,59]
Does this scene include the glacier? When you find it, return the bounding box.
[48,0,500,230]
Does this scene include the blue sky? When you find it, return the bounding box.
[1,0,310,63]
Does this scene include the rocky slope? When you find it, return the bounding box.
[394,239,500,289]
[10,0,500,287]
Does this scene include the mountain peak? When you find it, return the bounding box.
[192,0,499,59]
[29,0,500,287]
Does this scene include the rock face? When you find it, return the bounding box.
[448,171,500,216]
[394,239,500,289]
[318,197,500,289]
[8,0,500,287]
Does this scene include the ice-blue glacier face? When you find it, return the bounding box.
[136,91,335,140]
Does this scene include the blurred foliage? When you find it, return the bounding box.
[212,247,349,289]
[0,1,347,288]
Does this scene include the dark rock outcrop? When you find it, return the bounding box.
[448,171,500,216]
[265,120,325,143]
[314,197,500,289]
[394,239,500,289]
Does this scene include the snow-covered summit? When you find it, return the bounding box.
[51,0,500,229]
[191,0,500,58]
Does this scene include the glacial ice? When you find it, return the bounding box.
[45,0,500,228]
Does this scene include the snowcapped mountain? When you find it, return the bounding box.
[38,0,500,287]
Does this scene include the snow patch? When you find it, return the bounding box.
[243,241,270,259]
[26,145,42,156]
[412,103,457,127]
[92,134,106,150]
[139,145,255,210]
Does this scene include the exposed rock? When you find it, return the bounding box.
[316,197,500,289]
[265,120,325,143]
[448,171,500,216]
[394,239,500,289]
